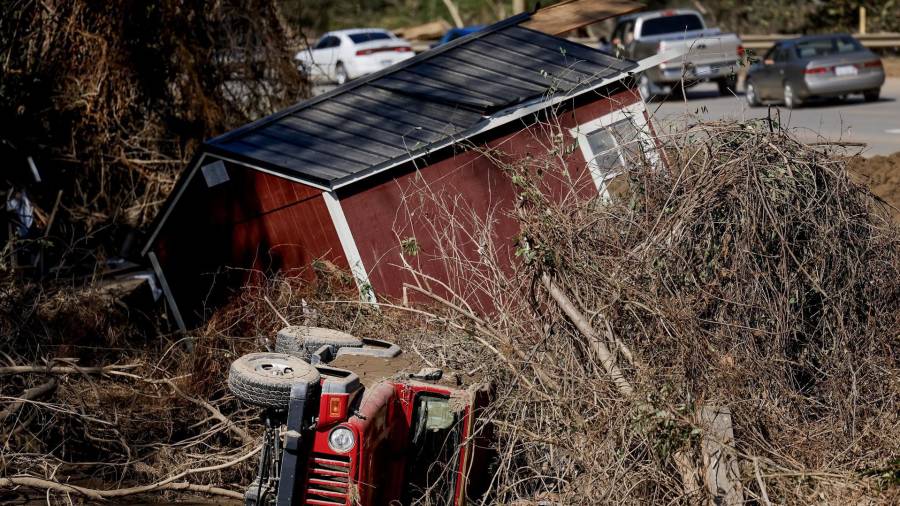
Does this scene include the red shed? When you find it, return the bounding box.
[143,12,668,330]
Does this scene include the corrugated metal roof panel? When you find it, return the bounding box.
[206,17,637,189]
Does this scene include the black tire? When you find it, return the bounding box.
[864,89,880,102]
[783,82,801,109]
[745,80,761,107]
[638,74,654,100]
[717,76,737,96]
[334,62,348,85]
[228,352,320,409]
[275,326,363,357]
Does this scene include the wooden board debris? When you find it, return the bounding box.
[523,0,644,36]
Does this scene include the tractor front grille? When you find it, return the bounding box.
[305,453,351,505]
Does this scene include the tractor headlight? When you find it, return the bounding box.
[328,426,355,453]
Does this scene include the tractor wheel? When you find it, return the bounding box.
[228,353,320,409]
[275,326,363,357]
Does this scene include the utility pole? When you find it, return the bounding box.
[859,6,867,34]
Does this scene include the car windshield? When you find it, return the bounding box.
[641,14,703,36]
[348,32,392,44]
[794,37,864,58]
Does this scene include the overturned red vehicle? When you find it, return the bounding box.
[227,327,492,506]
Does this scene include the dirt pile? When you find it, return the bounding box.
[850,151,900,220]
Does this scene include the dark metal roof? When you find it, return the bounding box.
[205,14,637,189]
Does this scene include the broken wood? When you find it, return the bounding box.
[541,272,634,396]
[699,405,744,505]
[394,20,452,40]
[524,0,644,36]
[541,272,719,500]
[440,0,464,28]
[0,444,259,500]
[0,476,243,501]
[0,362,139,376]
[0,379,56,423]
[160,378,255,446]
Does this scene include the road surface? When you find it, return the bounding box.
[652,78,900,157]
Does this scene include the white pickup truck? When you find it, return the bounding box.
[605,9,743,98]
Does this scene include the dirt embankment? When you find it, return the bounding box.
[850,151,900,220]
[882,57,900,78]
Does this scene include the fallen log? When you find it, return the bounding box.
[0,476,243,500]
[0,445,259,500]
[0,363,140,376]
[541,272,634,396]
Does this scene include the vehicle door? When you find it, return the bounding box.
[310,35,339,77]
[755,44,785,97]
[772,45,797,95]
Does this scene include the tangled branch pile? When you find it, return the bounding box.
[3,117,899,504]
[391,119,900,504]
[0,0,305,268]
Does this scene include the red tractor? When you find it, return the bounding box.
[227,326,492,506]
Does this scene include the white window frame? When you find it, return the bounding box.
[570,101,658,198]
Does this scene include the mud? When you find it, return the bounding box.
[327,352,425,387]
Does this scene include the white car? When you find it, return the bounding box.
[295,29,415,85]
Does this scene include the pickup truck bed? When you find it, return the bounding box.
[607,9,743,97]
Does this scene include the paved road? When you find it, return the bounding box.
[652,78,900,157]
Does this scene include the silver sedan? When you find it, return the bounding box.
[745,34,885,108]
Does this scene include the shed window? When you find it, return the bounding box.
[583,119,641,173]
[572,102,656,198]
[201,160,230,187]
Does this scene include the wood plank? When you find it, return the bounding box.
[699,405,744,506]
[523,0,644,36]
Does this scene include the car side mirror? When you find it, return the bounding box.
[764,58,775,65]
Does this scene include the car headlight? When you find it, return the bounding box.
[328,426,355,453]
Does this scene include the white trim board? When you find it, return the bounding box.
[148,251,187,332]
[322,191,377,303]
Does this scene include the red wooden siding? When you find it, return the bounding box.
[338,90,640,309]
[154,161,346,326]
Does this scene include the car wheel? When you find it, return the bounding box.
[227,352,321,409]
[638,74,654,100]
[745,80,761,107]
[864,89,880,102]
[334,62,348,85]
[783,83,801,109]
[717,76,737,96]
